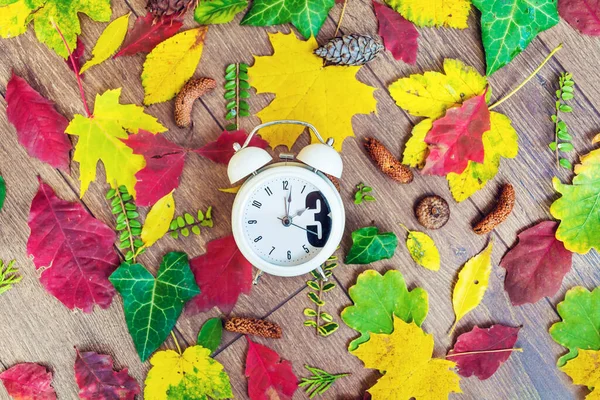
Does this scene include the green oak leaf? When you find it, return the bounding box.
[197,317,223,353]
[194,0,248,24]
[345,226,398,264]
[472,0,559,75]
[109,251,200,362]
[240,0,335,39]
[341,269,428,351]
[550,286,600,367]
[0,176,5,211]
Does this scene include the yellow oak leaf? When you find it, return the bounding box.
[80,13,130,74]
[402,225,440,271]
[351,316,461,399]
[65,88,167,197]
[142,27,208,105]
[402,118,432,168]
[249,32,377,151]
[389,59,488,119]
[561,349,600,399]
[145,345,233,400]
[451,241,493,333]
[141,191,175,248]
[385,0,471,28]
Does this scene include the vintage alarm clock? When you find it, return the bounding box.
[228,120,345,278]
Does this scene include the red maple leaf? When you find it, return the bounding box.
[245,337,298,400]
[74,349,140,400]
[195,130,269,164]
[114,13,183,58]
[186,235,253,315]
[6,73,72,172]
[0,363,56,400]
[372,1,419,64]
[26,179,119,313]
[500,221,573,306]
[66,38,85,76]
[448,325,520,380]
[422,91,490,176]
[559,0,600,36]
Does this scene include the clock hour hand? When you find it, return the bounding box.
[286,186,292,217]
[289,207,309,219]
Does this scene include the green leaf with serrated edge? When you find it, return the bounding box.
[345,227,397,264]
[550,287,600,367]
[194,0,248,25]
[197,317,223,353]
[109,252,200,361]
[341,269,428,351]
[472,0,559,75]
[307,280,320,290]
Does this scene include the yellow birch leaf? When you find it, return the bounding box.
[145,345,233,400]
[403,227,440,271]
[79,13,130,74]
[351,316,461,399]
[560,349,600,399]
[389,59,488,119]
[249,32,377,151]
[141,191,175,248]
[384,0,471,29]
[451,241,494,332]
[65,88,167,197]
[402,118,432,168]
[142,27,208,105]
[218,185,240,194]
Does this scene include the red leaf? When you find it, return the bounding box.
[114,13,183,58]
[194,130,270,164]
[187,235,253,315]
[0,363,57,400]
[245,337,298,400]
[123,131,186,206]
[372,1,419,64]
[6,73,72,172]
[559,0,600,36]
[500,221,573,306]
[66,38,85,76]
[74,350,140,400]
[448,325,520,380]
[422,91,490,175]
[26,179,119,313]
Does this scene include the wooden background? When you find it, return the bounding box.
[1,0,599,398]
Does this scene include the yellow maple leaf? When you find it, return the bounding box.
[65,88,167,197]
[0,0,37,38]
[80,13,130,74]
[385,0,471,28]
[561,349,600,399]
[142,27,208,105]
[249,32,377,151]
[351,316,461,399]
[145,345,233,400]
[141,191,175,248]
[451,241,493,333]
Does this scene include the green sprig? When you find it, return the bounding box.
[224,63,250,131]
[303,255,339,337]
[169,206,214,239]
[107,186,144,262]
[549,72,575,170]
[0,260,21,295]
[299,365,349,398]
[354,182,375,205]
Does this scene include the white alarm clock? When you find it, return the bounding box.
[228,120,345,278]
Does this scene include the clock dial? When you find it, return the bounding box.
[242,176,333,266]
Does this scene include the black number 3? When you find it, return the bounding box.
[305,191,331,248]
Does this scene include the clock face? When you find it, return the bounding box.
[242,175,333,266]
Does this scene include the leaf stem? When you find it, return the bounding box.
[315,280,323,336]
[488,43,562,111]
[235,63,240,130]
[334,0,348,37]
[446,348,523,358]
[51,21,91,117]
[115,187,136,263]
[170,331,182,355]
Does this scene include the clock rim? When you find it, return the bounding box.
[231,163,345,277]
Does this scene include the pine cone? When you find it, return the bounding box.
[224,317,282,339]
[147,0,194,17]
[315,34,384,66]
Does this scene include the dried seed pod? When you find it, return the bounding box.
[325,174,341,192]
[224,317,282,339]
[364,138,413,183]
[174,77,216,128]
[415,195,450,230]
[473,184,515,235]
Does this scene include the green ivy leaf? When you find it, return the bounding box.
[194,0,249,25]
[109,252,200,361]
[197,317,223,353]
[345,227,397,264]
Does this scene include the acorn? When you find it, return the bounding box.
[415,195,450,230]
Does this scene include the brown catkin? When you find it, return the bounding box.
[325,174,341,192]
[364,138,413,183]
[174,77,217,128]
[473,184,515,235]
[224,317,282,339]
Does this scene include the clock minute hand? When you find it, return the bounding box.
[277,217,318,237]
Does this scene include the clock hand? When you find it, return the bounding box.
[287,186,292,217]
[277,217,318,236]
[289,207,309,219]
